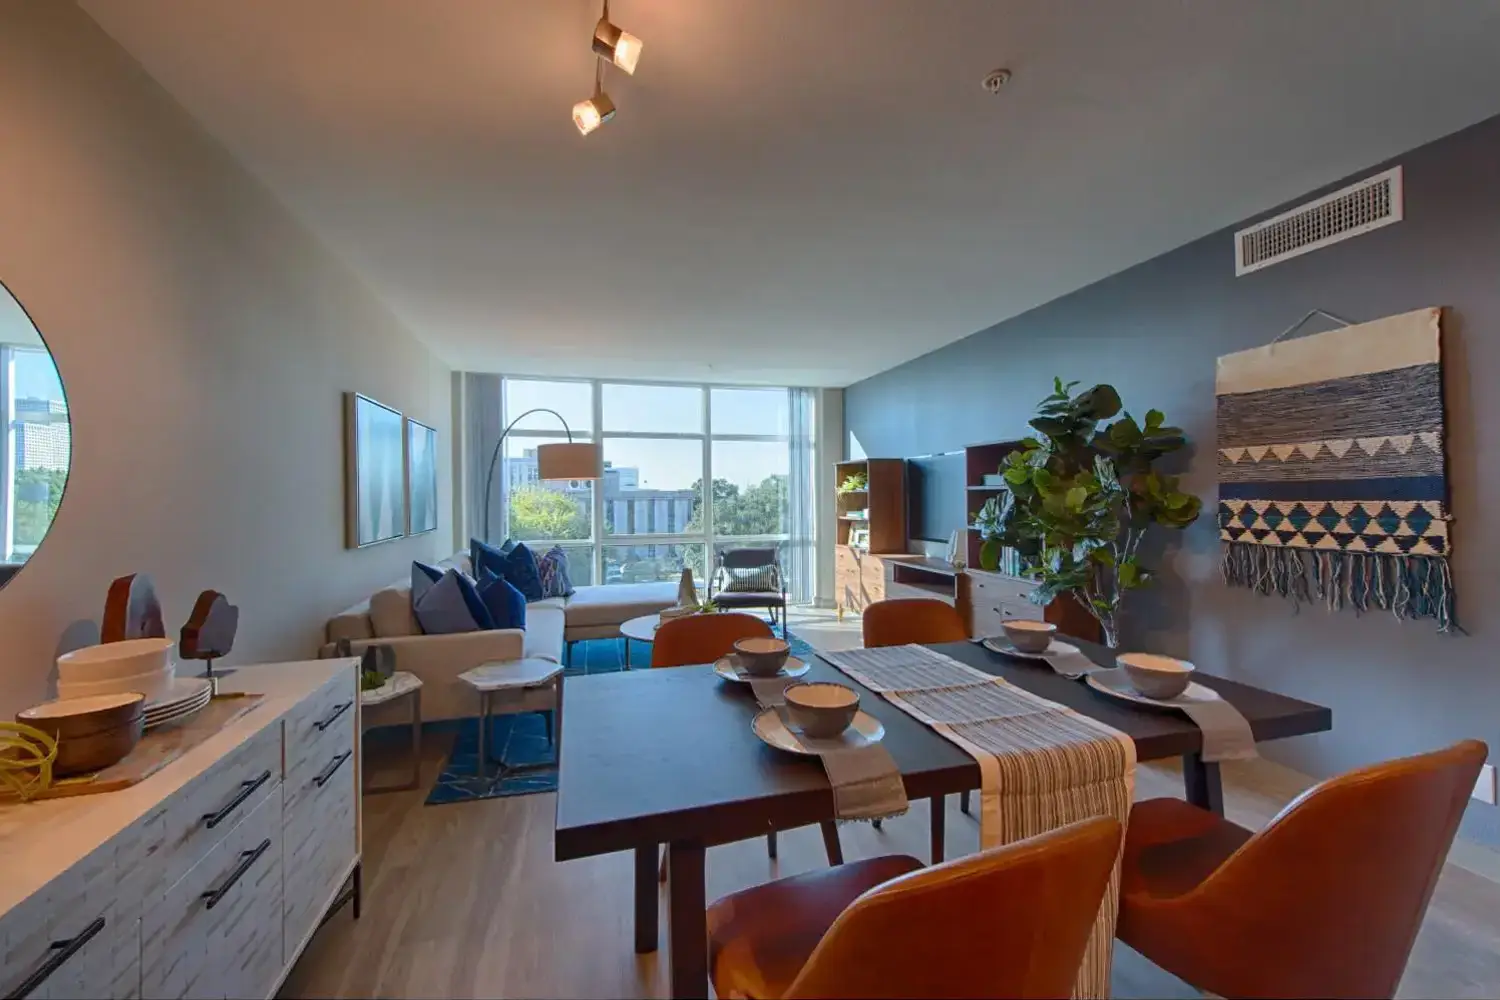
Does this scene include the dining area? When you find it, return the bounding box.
[553,598,1487,999]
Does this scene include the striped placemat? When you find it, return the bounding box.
[820,644,1134,999]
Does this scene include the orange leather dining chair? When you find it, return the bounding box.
[650,613,843,876]
[1118,739,1488,999]
[861,597,974,818]
[706,815,1123,999]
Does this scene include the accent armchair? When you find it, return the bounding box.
[709,546,788,637]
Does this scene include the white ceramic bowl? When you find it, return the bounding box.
[1002,619,1057,653]
[57,638,175,683]
[1116,652,1195,700]
[58,663,175,704]
[733,636,791,677]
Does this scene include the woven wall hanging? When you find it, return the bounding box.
[1216,306,1455,630]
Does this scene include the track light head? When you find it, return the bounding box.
[572,88,617,136]
[593,17,643,75]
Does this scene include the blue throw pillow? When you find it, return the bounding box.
[472,536,546,602]
[477,569,527,630]
[413,570,490,635]
[471,537,508,582]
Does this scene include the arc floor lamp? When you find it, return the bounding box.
[482,408,603,544]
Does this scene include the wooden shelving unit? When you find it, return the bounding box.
[833,459,906,616]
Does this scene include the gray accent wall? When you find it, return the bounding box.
[845,113,1500,846]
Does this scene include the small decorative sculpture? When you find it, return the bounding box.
[180,590,240,690]
[101,573,166,644]
[676,567,697,608]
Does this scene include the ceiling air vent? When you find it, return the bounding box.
[1235,166,1403,276]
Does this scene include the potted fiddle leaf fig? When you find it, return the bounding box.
[978,379,1201,647]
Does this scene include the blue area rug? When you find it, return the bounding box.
[424,626,816,806]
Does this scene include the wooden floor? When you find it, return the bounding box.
[282,610,1500,999]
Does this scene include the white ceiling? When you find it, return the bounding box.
[82,0,1500,387]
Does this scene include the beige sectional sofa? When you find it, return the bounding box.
[322,551,676,720]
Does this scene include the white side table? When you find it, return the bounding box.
[359,670,423,793]
[458,658,565,779]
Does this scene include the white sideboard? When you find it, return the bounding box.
[0,659,361,1000]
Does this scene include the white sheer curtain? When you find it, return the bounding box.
[786,387,817,604]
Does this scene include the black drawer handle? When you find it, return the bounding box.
[202,769,272,830]
[313,700,352,732]
[6,916,105,1000]
[200,838,271,911]
[314,751,352,788]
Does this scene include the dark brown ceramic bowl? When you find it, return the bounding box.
[51,719,144,776]
[18,692,145,775]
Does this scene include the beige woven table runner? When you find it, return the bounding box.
[820,644,1136,999]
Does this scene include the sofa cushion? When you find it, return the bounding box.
[523,606,566,662]
[370,585,419,637]
[414,569,494,635]
[477,570,527,630]
[411,561,443,606]
[327,600,375,644]
[563,582,679,628]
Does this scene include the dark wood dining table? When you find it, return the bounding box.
[553,637,1331,999]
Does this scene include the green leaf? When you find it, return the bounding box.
[1145,408,1164,431]
[1029,416,1070,439]
[1002,465,1030,486]
[1089,547,1116,566]
[1118,559,1140,588]
[979,538,1001,571]
[1065,485,1088,511]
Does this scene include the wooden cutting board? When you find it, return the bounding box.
[24,694,265,801]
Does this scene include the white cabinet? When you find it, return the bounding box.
[0,660,360,1000]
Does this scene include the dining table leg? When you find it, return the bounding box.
[667,840,708,999]
[1183,752,1224,814]
[930,795,946,864]
[633,845,658,954]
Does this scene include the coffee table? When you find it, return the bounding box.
[458,658,564,777]
[619,613,662,669]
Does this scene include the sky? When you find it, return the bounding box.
[503,379,797,490]
[15,350,64,401]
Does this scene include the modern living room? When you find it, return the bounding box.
[3,2,1500,999]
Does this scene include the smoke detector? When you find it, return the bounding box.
[982,68,1013,93]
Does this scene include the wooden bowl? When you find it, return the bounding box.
[17,693,145,777]
[783,682,860,739]
[732,636,790,677]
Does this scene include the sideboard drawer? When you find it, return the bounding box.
[143,722,281,893]
[0,825,145,1000]
[142,790,282,1000]
[969,571,1035,606]
[285,674,355,779]
[282,743,356,964]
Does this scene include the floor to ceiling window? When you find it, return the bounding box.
[474,378,813,599]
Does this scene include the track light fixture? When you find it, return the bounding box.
[592,0,643,75]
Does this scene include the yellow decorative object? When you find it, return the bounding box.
[0,722,58,801]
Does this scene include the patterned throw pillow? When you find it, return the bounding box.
[723,565,778,593]
[536,545,576,599]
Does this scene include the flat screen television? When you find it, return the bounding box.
[906,451,965,544]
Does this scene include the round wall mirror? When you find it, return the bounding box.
[0,283,69,586]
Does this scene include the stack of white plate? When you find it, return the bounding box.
[57,638,176,703]
[143,677,213,730]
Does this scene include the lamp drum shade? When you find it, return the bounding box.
[537,441,602,481]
